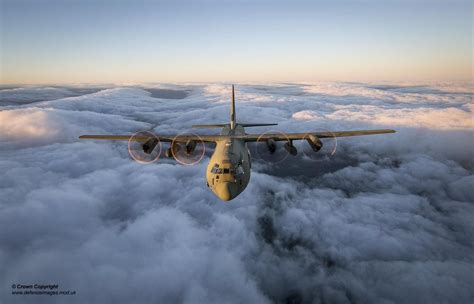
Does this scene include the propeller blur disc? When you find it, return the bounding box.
[127,131,162,164]
[171,132,206,166]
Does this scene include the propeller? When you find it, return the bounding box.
[297,129,337,162]
[252,130,292,164]
[169,132,206,166]
[127,131,162,164]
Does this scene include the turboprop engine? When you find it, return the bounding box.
[142,138,159,154]
[185,140,197,154]
[306,135,323,152]
[266,139,276,154]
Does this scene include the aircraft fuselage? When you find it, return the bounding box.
[206,124,251,201]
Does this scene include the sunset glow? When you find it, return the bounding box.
[1,0,472,84]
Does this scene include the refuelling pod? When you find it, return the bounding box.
[165,142,181,158]
[284,141,297,156]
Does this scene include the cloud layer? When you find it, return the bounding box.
[0,82,473,303]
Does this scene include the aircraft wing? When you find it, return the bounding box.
[79,129,395,143]
[235,129,396,142]
[78,134,223,143]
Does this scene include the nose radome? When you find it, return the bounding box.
[215,182,238,201]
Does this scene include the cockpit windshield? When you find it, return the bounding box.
[211,163,244,175]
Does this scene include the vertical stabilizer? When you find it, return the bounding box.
[230,85,236,129]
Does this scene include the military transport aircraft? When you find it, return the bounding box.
[80,85,395,201]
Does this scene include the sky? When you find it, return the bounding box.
[0,0,472,84]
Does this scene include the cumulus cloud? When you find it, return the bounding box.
[0,87,77,104]
[0,82,473,303]
[0,108,150,149]
[292,105,474,129]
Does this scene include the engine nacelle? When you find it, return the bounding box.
[185,140,196,155]
[142,138,159,154]
[306,135,323,152]
[284,141,297,156]
[266,138,276,154]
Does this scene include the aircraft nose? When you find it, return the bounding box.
[215,182,238,201]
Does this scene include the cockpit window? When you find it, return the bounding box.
[236,166,244,175]
[211,163,244,175]
[211,163,219,174]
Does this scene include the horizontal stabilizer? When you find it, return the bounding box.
[192,123,278,128]
[240,123,278,127]
[192,124,228,128]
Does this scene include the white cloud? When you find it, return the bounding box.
[0,82,473,303]
[293,105,473,129]
[0,87,76,104]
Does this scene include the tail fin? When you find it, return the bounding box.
[230,85,236,129]
[191,86,278,129]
